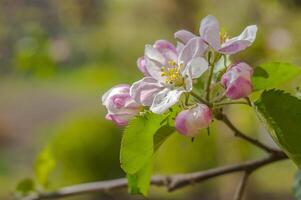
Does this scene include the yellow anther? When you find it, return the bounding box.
[160,61,184,87]
[168,60,177,66]
[220,31,229,44]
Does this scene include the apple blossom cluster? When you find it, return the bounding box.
[102,15,257,137]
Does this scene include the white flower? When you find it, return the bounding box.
[130,39,208,114]
[175,15,257,55]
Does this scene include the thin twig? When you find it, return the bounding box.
[22,152,287,200]
[214,101,249,107]
[217,113,279,154]
[233,171,251,200]
[205,63,215,102]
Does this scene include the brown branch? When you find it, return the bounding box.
[217,113,279,154]
[22,151,287,200]
[233,171,251,200]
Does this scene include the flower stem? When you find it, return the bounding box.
[205,63,215,102]
[213,101,250,107]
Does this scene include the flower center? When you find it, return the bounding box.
[161,60,184,87]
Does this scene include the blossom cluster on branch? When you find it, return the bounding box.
[102,15,257,137]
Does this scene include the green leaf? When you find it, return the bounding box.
[120,111,175,196]
[154,125,175,151]
[120,112,165,174]
[15,178,35,196]
[252,62,300,91]
[34,146,56,188]
[254,89,301,167]
[293,170,301,200]
[127,158,153,196]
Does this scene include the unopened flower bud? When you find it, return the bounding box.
[221,62,253,99]
[102,85,141,126]
[175,104,213,137]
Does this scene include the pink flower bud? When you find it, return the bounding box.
[175,104,213,137]
[221,62,253,99]
[102,85,141,126]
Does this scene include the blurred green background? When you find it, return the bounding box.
[1,0,301,199]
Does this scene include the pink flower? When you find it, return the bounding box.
[102,85,141,126]
[131,39,208,114]
[221,62,253,99]
[175,15,257,55]
[175,104,213,137]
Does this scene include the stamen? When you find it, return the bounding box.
[161,60,184,87]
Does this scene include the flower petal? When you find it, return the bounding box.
[199,15,221,50]
[176,41,185,53]
[184,57,209,79]
[174,30,196,44]
[137,56,150,76]
[144,56,165,82]
[102,84,130,105]
[150,88,184,114]
[153,40,178,61]
[178,37,207,66]
[130,77,162,106]
[184,76,193,92]
[145,45,165,64]
[219,25,258,55]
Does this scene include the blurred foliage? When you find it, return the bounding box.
[15,178,35,196]
[34,146,56,188]
[44,114,123,188]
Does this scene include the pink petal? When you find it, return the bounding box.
[130,77,162,106]
[137,57,150,76]
[153,40,178,62]
[219,25,257,55]
[175,110,189,135]
[225,77,252,99]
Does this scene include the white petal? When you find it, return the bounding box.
[176,41,185,53]
[144,56,165,82]
[178,37,207,66]
[199,15,221,50]
[174,30,196,44]
[144,45,165,64]
[150,88,184,114]
[184,76,193,92]
[184,57,209,79]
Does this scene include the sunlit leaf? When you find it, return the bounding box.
[120,112,164,174]
[255,89,301,167]
[34,146,56,188]
[252,62,300,91]
[127,158,153,196]
[120,111,175,196]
